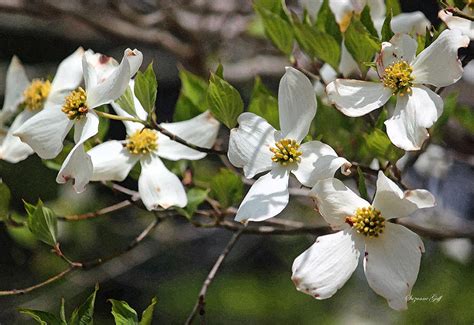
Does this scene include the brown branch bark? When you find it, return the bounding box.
[185,227,245,325]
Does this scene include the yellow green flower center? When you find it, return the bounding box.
[126,128,158,155]
[22,79,51,111]
[62,87,89,120]
[382,60,414,96]
[346,206,385,238]
[270,138,302,166]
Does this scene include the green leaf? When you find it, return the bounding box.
[70,284,99,325]
[109,299,139,325]
[254,6,293,55]
[381,10,394,42]
[177,188,209,220]
[360,5,379,38]
[248,76,279,129]
[357,167,369,201]
[385,0,401,16]
[344,18,381,74]
[134,63,158,116]
[0,180,11,219]
[19,309,63,325]
[315,0,342,43]
[60,298,67,324]
[210,169,244,209]
[26,199,58,247]
[116,86,137,118]
[206,71,243,129]
[293,19,341,70]
[215,63,224,79]
[364,128,404,163]
[174,69,208,121]
[95,105,110,141]
[139,297,158,325]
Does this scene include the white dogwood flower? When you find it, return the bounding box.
[88,82,220,210]
[292,171,435,310]
[228,67,351,223]
[0,49,83,163]
[14,48,143,192]
[327,29,470,151]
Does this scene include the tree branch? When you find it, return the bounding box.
[185,226,245,325]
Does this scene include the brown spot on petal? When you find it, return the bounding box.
[313,294,320,298]
[365,252,368,257]
[291,276,301,287]
[99,54,111,64]
[156,187,161,192]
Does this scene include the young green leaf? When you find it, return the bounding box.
[174,69,208,121]
[344,18,380,74]
[116,86,137,118]
[293,19,341,70]
[206,72,243,129]
[109,299,139,325]
[134,63,158,115]
[19,309,64,325]
[360,5,379,38]
[315,0,342,43]
[177,188,209,220]
[364,128,404,163]
[0,180,11,219]
[139,297,158,325]
[248,76,279,129]
[210,169,244,209]
[357,167,370,201]
[381,10,394,42]
[254,6,293,55]
[26,199,58,247]
[95,105,110,141]
[69,284,99,325]
[60,298,67,324]
[385,0,401,16]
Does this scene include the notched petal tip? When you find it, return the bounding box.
[341,161,352,176]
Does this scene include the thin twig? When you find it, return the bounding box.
[152,122,226,155]
[0,266,76,296]
[185,227,245,325]
[0,215,162,296]
[58,200,132,221]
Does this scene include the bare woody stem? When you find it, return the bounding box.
[185,227,245,325]
[0,215,161,296]
[95,110,146,124]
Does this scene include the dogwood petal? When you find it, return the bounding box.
[89,140,139,181]
[372,171,435,219]
[157,111,219,161]
[439,10,474,40]
[83,50,119,89]
[139,155,187,210]
[311,178,370,229]
[234,167,289,223]
[0,56,29,123]
[412,29,470,87]
[50,47,84,95]
[86,52,131,108]
[391,11,430,35]
[327,79,392,117]
[0,110,34,163]
[56,144,93,193]
[292,229,362,299]
[376,34,418,74]
[279,67,317,142]
[364,223,424,310]
[339,42,360,77]
[384,86,442,151]
[74,111,99,145]
[13,105,73,159]
[228,112,278,179]
[292,141,351,187]
[124,48,143,76]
